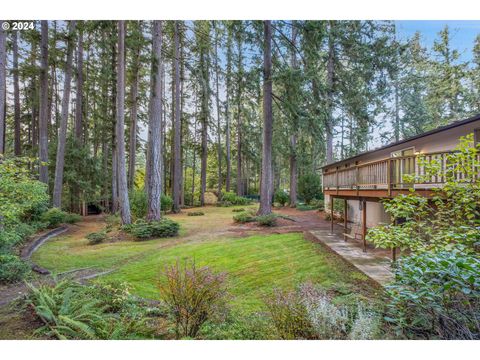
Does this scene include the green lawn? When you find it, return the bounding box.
[101,232,376,312]
[33,206,379,314]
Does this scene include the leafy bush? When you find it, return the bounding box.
[200,311,275,340]
[0,254,31,283]
[233,212,255,223]
[385,249,480,339]
[65,213,82,224]
[187,211,205,216]
[27,280,154,340]
[124,218,180,240]
[265,288,316,339]
[86,231,107,245]
[105,215,120,232]
[368,135,480,254]
[0,223,38,254]
[161,194,173,212]
[130,190,174,218]
[274,190,289,207]
[27,280,108,339]
[218,191,250,206]
[129,189,148,219]
[255,214,277,227]
[231,208,246,213]
[0,157,49,227]
[158,260,228,339]
[298,173,322,205]
[299,283,350,339]
[265,283,381,340]
[349,304,381,340]
[40,208,80,228]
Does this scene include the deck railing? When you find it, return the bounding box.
[321,150,477,194]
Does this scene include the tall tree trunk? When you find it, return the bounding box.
[13,30,21,156]
[236,29,243,196]
[191,94,197,206]
[39,21,49,184]
[214,22,222,198]
[0,25,5,155]
[258,21,273,216]
[225,28,232,192]
[172,21,182,213]
[111,29,119,213]
[115,21,132,225]
[128,24,141,190]
[289,21,298,207]
[179,35,185,207]
[53,21,76,208]
[75,26,84,141]
[326,21,335,164]
[198,23,210,207]
[146,21,163,221]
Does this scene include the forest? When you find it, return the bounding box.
[0,20,479,341]
[1,21,480,217]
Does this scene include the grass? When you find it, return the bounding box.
[32,205,379,314]
[101,232,375,312]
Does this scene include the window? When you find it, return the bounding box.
[391,147,415,158]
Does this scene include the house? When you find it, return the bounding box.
[321,114,480,255]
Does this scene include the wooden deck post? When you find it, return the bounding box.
[343,198,348,241]
[330,196,334,234]
[362,199,367,252]
[387,158,392,197]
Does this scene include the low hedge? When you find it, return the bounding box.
[0,254,31,284]
[123,218,180,240]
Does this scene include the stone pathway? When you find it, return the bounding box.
[307,229,393,285]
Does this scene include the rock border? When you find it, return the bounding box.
[20,226,69,274]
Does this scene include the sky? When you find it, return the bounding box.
[396,20,480,63]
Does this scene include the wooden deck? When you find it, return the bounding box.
[321,150,468,199]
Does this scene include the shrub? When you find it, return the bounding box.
[200,311,275,340]
[255,214,277,227]
[299,283,350,339]
[26,280,152,340]
[105,215,120,232]
[130,190,173,218]
[27,280,107,339]
[274,190,289,207]
[187,211,204,217]
[0,223,38,254]
[129,189,147,219]
[124,218,180,240]
[161,194,173,212]
[232,208,246,213]
[311,199,325,210]
[385,249,480,339]
[368,135,480,255]
[218,191,250,206]
[0,254,31,283]
[40,208,80,228]
[233,212,255,224]
[65,213,82,224]
[86,231,107,245]
[0,157,49,227]
[298,173,322,204]
[265,288,316,339]
[265,283,381,340]
[349,304,381,340]
[158,260,228,339]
